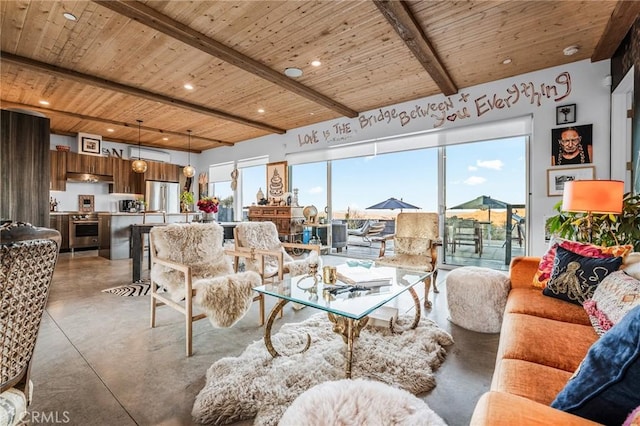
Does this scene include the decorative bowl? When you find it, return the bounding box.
[56,145,70,152]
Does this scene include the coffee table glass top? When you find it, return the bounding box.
[254,262,431,320]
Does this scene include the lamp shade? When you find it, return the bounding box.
[562,180,624,214]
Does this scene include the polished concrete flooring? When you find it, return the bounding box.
[28,249,499,425]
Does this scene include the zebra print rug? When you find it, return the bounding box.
[102,281,162,297]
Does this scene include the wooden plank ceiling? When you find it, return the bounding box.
[0,0,635,153]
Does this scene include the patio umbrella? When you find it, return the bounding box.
[367,197,420,210]
[449,195,508,222]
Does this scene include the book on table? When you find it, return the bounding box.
[335,264,393,288]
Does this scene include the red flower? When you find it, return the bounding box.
[197,197,219,213]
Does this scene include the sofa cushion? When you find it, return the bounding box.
[506,288,591,326]
[497,313,597,373]
[492,358,573,405]
[551,305,640,425]
[542,247,622,306]
[532,238,632,289]
[583,270,640,335]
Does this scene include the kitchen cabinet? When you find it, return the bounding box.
[110,158,144,194]
[49,214,69,250]
[145,160,180,182]
[66,151,113,175]
[50,150,67,191]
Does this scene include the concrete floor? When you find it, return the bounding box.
[27,249,499,425]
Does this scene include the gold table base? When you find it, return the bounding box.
[263,286,421,378]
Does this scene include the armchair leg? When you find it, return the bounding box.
[423,277,432,309]
[150,283,157,328]
[432,270,439,293]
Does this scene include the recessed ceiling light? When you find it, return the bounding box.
[563,45,579,56]
[106,128,114,132]
[502,58,512,65]
[284,67,303,78]
[311,60,321,67]
[163,137,169,141]
[39,100,49,105]
[63,12,77,21]
[184,83,194,90]
[257,108,265,114]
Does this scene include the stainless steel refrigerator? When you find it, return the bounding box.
[145,181,180,213]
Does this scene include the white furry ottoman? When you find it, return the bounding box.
[446,266,510,333]
[279,378,447,426]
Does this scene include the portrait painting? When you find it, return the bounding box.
[551,124,593,166]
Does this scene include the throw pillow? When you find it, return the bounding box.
[551,305,640,425]
[542,246,622,306]
[583,270,640,335]
[624,406,640,426]
[532,237,632,288]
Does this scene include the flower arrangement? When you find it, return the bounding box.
[197,196,219,213]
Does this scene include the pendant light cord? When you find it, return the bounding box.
[137,119,143,160]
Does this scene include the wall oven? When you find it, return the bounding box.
[69,214,99,251]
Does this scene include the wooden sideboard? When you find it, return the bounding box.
[248,206,304,239]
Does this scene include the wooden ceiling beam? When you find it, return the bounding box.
[93,0,359,118]
[592,0,640,62]
[1,52,284,135]
[373,0,457,96]
[0,100,231,150]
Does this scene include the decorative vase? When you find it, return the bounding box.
[256,187,265,203]
[202,212,215,222]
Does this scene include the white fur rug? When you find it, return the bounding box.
[192,313,454,425]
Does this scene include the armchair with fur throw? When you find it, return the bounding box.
[149,222,262,356]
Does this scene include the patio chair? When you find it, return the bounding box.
[375,213,440,308]
[149,222,262,356]
[348,221,386,246]
[452,218,483,256]
[1,222,61,425]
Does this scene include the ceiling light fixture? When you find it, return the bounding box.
[311,60,321,67]
[39,100,50,105]
[131,120,147,174]
[184,83,194,90]
[63,12,77,21]
[258,108,265,113]
[162,137,169,141]
[183,130,196,178]
[502,58,512,65]
[563,45,579,56]
[284,67,303,78]
[107,128,114,132]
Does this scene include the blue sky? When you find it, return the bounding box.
[237,137,526,214]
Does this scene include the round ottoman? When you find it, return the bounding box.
[446,266,510,333]
[279,379,446,426]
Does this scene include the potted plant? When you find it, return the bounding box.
[180,191,194,212]
[545,192,640,251]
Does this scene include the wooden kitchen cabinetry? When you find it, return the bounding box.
[248,206,304,238]
[66,151,113,175]
[110,158,144,194]
[49,214,69,250]
[50,150,67,191]
[144,160,180,182]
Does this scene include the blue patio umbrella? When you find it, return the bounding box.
[367,197,420,210]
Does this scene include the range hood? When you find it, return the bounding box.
[66,172,114,184]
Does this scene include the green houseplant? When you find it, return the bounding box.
[545,192,640,251]
[180,191,194,212]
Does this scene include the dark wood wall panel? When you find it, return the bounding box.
[1,109,51,227]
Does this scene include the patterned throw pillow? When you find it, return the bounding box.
[542,246,622,306]
[532,237,633,288]
[583,270,640,335]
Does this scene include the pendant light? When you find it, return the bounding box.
[131,119,147,173]
[183,129,195,178]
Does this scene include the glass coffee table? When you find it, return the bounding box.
[254,262,432,378]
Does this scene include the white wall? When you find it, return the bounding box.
[50,135,191,212]
[197,59,616,257]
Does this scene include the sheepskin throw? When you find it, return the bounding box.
[150,223,232,301]
[194,271,261,328]
[192,313,453,425]
[279,379,447,426]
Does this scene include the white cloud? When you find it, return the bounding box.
[464,176,486,186]
[476,159,504,170]
[468,165,478,171]
[308,186,324,194]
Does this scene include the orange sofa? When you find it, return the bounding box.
[470,256,601,425]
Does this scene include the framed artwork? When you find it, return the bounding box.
[556,104,576,125]
[547,166,595,197]
[80,136,102,155]
[551,124,593,166]
[266,161,288,199]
